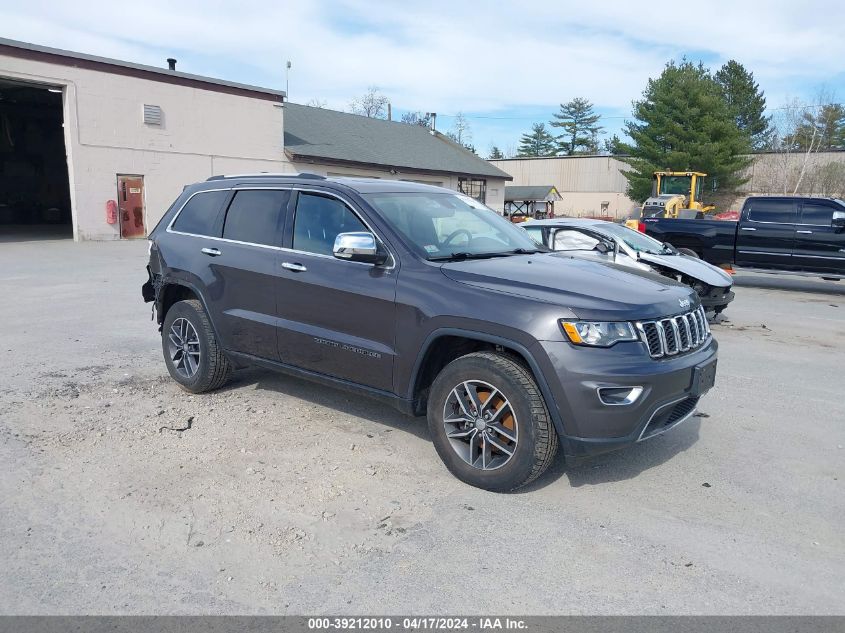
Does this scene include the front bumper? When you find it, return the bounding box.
[531,336,718,463]
[699,285,735,311]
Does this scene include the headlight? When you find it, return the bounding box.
[560,320,638,347]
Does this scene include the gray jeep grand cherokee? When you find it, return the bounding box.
[143,174,718,491]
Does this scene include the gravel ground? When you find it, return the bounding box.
[0,239,843,615]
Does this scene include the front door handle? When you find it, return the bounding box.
[796,230,813,234]
[281,262,307,272]
[201,247,222,256]
[740,227,757,231]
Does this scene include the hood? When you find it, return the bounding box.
[439,253,699,321]
[638,252,733,287]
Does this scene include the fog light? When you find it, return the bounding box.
[597,386,644,406]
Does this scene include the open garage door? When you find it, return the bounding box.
[0,79,72,242]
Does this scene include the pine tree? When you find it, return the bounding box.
[489,145,505,159]
[813,104,845,149]
[622,60,752,202]
[603,134,626,156]
[517,123,557,157]
[550,98,604,155]
[714,60,771,149]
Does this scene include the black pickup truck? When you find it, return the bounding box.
[642,196,845,278]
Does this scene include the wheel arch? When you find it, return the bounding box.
[408,328,567,439]
[157,279,216,333]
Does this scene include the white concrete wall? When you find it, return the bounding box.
[292,161,507,212]
[0,53,290,240]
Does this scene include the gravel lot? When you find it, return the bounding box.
[1,238,843,615]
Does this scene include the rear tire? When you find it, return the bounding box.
[162,299,231,393]
[427,352,558,492]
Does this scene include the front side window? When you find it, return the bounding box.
[458,178,487,203]
[521,226,546,246]
[592,222,666,255]
[292,193,367,256]
[363,192,543,260]
[747,200,796,224]
[800,201,834,226]
[222,190,289,246]
[171,190,229,236]
[552,229,600,251]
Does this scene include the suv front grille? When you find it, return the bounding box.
[636,306,710,358]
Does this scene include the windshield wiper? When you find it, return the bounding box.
[507,248,547,254]
[429,251,514,261]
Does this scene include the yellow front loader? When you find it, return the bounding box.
[625,171,715,230]
[642,171,715,218]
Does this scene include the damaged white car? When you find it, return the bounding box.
[523,218,735,315]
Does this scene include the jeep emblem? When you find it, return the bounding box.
[679,298,691,309]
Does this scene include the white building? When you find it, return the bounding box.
[491,155,639,219]
[0,38,510,242]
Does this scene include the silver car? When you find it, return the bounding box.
[523,218,735,315]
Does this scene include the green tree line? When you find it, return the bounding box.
[504,59,844,202]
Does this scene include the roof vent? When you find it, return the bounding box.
[167,58,177,71]
[142,104,162,126]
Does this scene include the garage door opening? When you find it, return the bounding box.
[0,79,72,242]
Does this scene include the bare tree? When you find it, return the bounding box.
[759,90,838,194]
[401,111,431,127]
[349,86,389,119]
[306,98,327,108]
[447,112,472,146]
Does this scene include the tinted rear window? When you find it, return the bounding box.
[171,190,229,236]
[800,201,834,225]
[222,190,290,246]
[747,200,796,224]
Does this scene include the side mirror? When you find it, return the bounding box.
[595,241,610,254]
[832,210,845,229]
[333,232,387,265]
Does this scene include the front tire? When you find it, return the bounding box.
[162,299,231,393]
[427,352,558,492]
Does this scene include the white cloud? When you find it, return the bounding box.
[1,0,840,119]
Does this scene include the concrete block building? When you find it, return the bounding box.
[0,38,509,242]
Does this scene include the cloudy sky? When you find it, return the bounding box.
[2,0,843,156]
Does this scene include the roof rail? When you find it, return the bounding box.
[206,171,327,181]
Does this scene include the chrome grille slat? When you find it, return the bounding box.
[637,307,711,359]
[676,316,690,351]
[655,321,668,355]
[662,319,678,355]
[691,310,703,342]
[688,311,698,344]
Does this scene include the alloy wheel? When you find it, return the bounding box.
[167,317,201,379]
[443,380,519,470]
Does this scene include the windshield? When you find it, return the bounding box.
[660,175,692,196]
[591,222,668,255]
[363,192,546,260]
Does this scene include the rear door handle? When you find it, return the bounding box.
[201,247,222,256]
[740,227,756,231]
[796,230,813,234]
[281,262,307,272]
